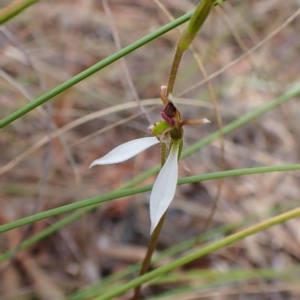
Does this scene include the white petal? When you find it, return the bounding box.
[89,137,159,167]
[149,142,179,234]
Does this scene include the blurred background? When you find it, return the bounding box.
[1,0,300,299]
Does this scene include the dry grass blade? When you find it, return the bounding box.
[178,6,300,96]
[0,98,211,176]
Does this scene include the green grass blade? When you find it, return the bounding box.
[0,184,151,233]
[67,222,241,300]
[0,207,91,262]
[94,206,300,299]
[0,11,193,128]
[1,164,300,233]
[0,0,38,25]
[186,0,214,35]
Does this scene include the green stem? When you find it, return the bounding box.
[166,0,214,95]
[0,0,38,24]
[133,213,167,300]
[166,48,184,96]
[94,206,300,300]
[133,143,169,299]
[183,0,214,41]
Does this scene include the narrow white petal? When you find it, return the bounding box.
[89,137,159,168]
[149,142,179,234]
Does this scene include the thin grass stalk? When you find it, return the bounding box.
[2,164,300,234]
[0,0,38,24]
[94,205,300,300]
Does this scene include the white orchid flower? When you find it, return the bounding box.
[90,86,209,234]
[89,125,207,234]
